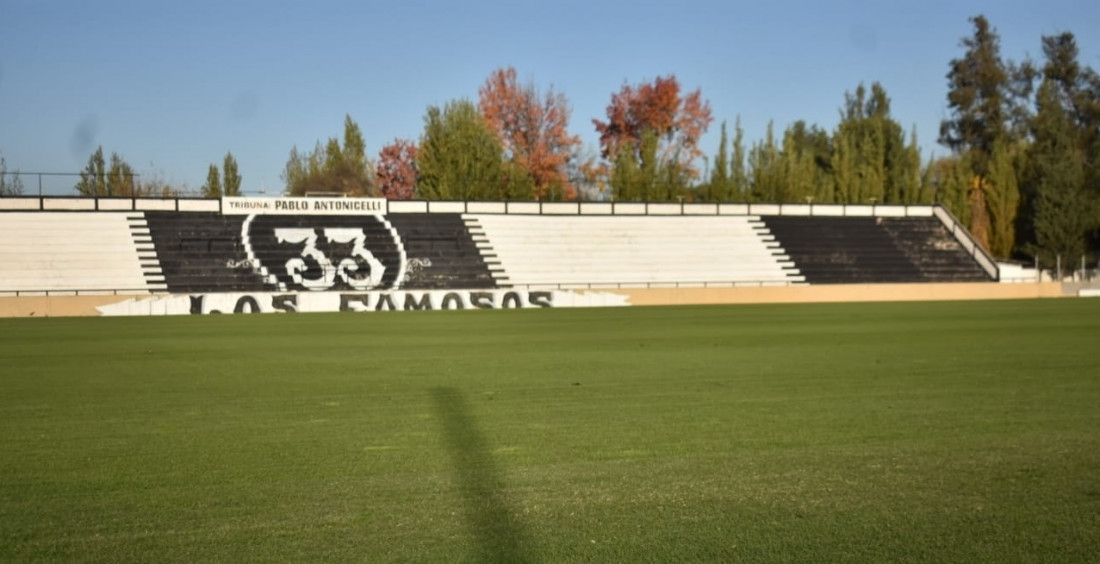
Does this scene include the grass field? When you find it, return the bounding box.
[1,299,1099,562]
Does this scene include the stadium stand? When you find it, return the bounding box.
[140,212,495,292]
[0,198,997,299]
[761,216,990,284]
[467,214,804,288]
[387,214,497,289]
[0,212,165,294]
[143,211,254,292]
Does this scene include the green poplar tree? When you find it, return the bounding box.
[708,121,731,202]
[416,99,505,200]
[832,83,908,205]
[730,117,748,201]
[899,130,928,204]
[748,122,780,202]
[282,115,374,196]
[75,146,107,196]
[985,138,1021,257]
[223,153,241,196]
[610,138,642,201]
[778,121,831,203]
[106,153,136,196]
[202,164,222,198]
[926,154,973,224]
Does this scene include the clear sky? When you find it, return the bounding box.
[1,0,1098,196]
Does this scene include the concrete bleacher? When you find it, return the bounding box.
[466,214,805,288]
[387,214,496,289]
[762,216,991,284]
[142,212,496,292]
[142,212,255,292]
[0,199,997,298]
[0,212,165,294]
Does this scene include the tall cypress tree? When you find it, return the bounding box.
[779,121,831,203]
[709,121,731,202]
[939,15,1020,252]
[985,138,1021,257]
[833,83,908,204]
[748,122,781,202]
[202,164,222,198]
[939,15,1010,176]
[1024,78,1096,273]
[730,117,749,202]
[223,153,241,196]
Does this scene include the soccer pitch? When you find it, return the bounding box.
[2,299,1099,562]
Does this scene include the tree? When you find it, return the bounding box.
[376,139,418,200]
[1023,76,1098,272]
[0,152,25,196]
[75,148,136,196]
[137,171,188,198]
[730,117,749,201]
[984,137,1021,257]
[830,83,920,205]
[478,67,581,201]
[567,145,607,201]
[924,154,974,224]
[1035,32,1100,204]
[939,15,1012,176]
[1012,31,1100,268]
[416,99,506,200]
[283,115,375,196]
[75,146,107,196]
[939,15,1022,253]
[779,121,833,203]
[707,121,731,201]
[833,85,885,203]
[748,122,781,202]
[593,75,713,195]
[608,131,655,201]
[202,164,222,198]
[898,130,929,205]
[105,153,137,196]
[1040,33,1100,147]
[223,152,241,196]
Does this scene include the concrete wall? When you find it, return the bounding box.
[615,282,1064,307]
[0,282,1065,318]
[0,295,140,318]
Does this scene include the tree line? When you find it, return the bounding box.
[6,14,1095,265]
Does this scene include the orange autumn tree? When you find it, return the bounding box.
[376,139,418,200]
[478,67,582,200]
[594,75,713,201]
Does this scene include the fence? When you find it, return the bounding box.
[0,172,146,197]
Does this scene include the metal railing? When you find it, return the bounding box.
[0,288,166,297]
[0,279,806,297]
[0,172,144,197]
[931,206,1000,281]
[498,280,803,290]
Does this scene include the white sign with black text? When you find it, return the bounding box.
[94,289,631,316]
[221,196,386,215]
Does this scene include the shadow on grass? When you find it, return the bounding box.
[431,387,532,564]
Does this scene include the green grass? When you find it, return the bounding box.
[1,299,1099,562]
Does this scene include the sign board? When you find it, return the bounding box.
[93,289,632,316]
[221,196,386,215]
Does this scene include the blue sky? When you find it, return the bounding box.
[1,0,1098,196]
